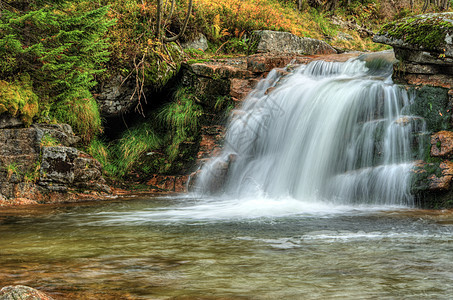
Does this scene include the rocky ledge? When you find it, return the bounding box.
[373,12,453,88]
[0,116,110,206]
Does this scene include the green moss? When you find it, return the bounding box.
[143,43,183,90]
[410,161,442,194]
[0,77,39,126]
[409,86,450,132]
[379,14,453,51]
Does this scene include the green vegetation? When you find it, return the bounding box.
[88,86,203,179]
[24,161,41,183]
[88,124,162,178]
[40,134,60,147]
[5,162,20,180]
[0,76,38,126]
[0,1,112,141]
[158,86,203,162]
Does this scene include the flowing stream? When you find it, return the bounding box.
[2,56,452,299]
[1,196,453,299]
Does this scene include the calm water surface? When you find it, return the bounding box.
[1,194,453,299]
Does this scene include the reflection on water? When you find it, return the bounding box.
[1,195,453,299]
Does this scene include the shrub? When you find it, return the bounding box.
[0,76,38,126]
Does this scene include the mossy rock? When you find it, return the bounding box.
[375,13,453,57]
[408,85,451,132]
[144,42,184,90]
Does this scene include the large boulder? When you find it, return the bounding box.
[374,13,453,60]
[0,285,53,300]
[250,30,337,55]
[39,146,109,193]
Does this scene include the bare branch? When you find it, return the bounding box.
[163,0,193,43]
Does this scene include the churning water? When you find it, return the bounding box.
[195,55,425,207]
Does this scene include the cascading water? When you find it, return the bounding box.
[194,54,425,207]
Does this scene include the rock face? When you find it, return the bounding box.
[431,131,453,157]
[96,74,141,117]
[97,43,183,118]
[0,285,53,300]
[251,30,337,55]
[0,116,110,206]
[39,146,110,193]
[375,13,453,207]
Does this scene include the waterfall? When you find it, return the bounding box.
[194,55,425,206]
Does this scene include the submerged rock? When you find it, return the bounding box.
[0,285,53,300]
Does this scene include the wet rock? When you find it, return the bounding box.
[230,78,259,101]
[0,285,53,300]
[408,85,450,132]
[250,30,337,55]
[411,159,453,207]
[189,153,236,194]
[428,173,453,191]
[431,131,453,157]
[426,161,453,192]
[197,125,226,161]
[181,33,208,51]
[146,174,189,192]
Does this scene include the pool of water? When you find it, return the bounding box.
[1,194,453,299]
